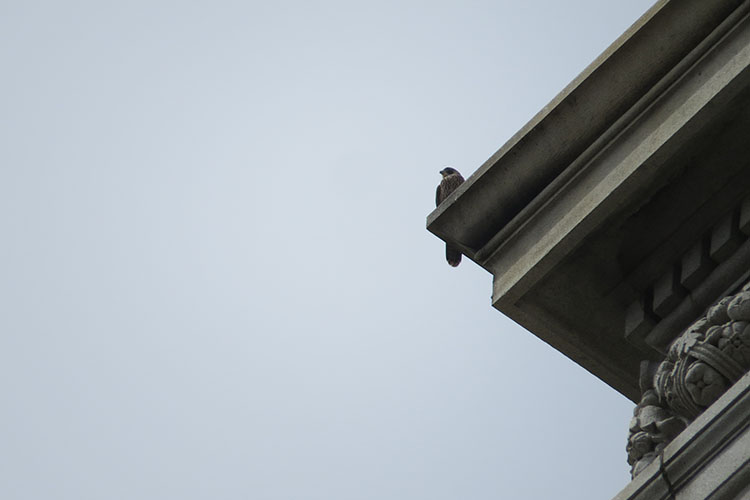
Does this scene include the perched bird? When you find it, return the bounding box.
[435,167,465,267]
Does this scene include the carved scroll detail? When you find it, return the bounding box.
[627,285,750,477]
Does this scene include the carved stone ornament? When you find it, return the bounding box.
[626,283,750,477]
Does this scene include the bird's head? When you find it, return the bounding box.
[440,167,459,177]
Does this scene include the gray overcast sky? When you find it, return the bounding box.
[1,1,656,499]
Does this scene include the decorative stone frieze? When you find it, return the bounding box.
[627,284,750,476]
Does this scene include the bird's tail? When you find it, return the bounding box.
[446,244,462,267]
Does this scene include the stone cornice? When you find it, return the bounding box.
[427,0,745,262]
[426,0,750,401]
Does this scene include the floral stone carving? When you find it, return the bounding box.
[626,285,750,477]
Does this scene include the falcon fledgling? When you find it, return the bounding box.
[435,167,465,267]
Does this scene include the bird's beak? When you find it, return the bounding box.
[439,169,445,176]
